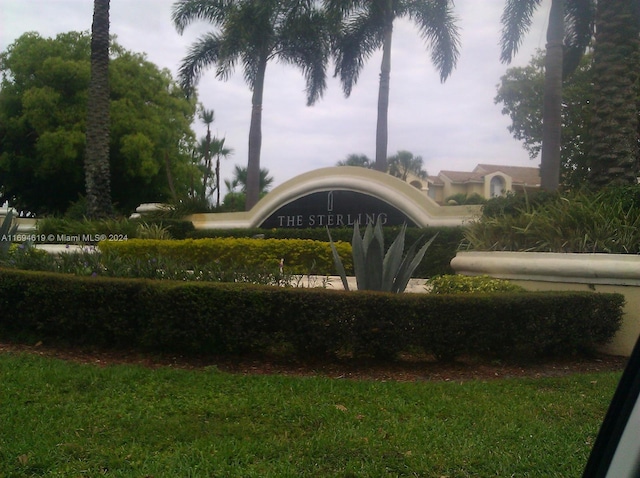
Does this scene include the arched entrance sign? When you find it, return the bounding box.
[186,167,478,230]
[259,190,417,228]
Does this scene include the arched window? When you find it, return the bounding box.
[490,175,505,197]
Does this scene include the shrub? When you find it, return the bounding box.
[0,268,624,361]
[98,238,353,276]
[328,218,437,292]
[428,274,525,294]
[188,226,465,277]
[465,186,640,253]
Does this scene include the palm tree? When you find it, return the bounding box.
[172,0,330,210]
[230,165,274,195]
[211,137,233,207]
[500,0,595,191]
[199,107,215,198]
[587,0,640,187]
[336,153,372,167]
[84,0,113,218]
[326,0,460,172]
[387,150,427,181]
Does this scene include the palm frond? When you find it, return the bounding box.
[500,0,543,63]
[276,8,330,105]
[563,0,595,77]
[171,0,228,34]
[333,8,385,96]
[178,32,226,90]
[408,0,460,82]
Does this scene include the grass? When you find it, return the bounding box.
[0,353,620,477]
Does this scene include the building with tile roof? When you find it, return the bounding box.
[422,164,541,204]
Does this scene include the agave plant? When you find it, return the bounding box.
[0,210,18,256]
[328,219,437,293]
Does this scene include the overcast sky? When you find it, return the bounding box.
[2,0,551,191]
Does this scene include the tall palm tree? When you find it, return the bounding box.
[326,0,460,172]
[500,0,594,191]
[211,137,233,207]
[172,0,330,210]
[587,0,640,187]
[199,107,215,197]
[84,0,113,218]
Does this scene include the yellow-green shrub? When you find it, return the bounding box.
[99,238,353,275]
[428,274,525,294]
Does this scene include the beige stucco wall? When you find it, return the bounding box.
[451,251,640,357]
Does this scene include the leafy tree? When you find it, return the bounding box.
[326,0,460,172]
[387,150,427,181]
[587,0,640,187]
[84,0,113,218]
[495,51,594,188]
[172,0,330,210]
[0,32,199,215]
[500,0,594,191]
[336,153,372,168]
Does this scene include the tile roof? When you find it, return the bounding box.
[474,164,541,186]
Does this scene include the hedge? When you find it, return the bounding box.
[98,237,353,276]
[187,226,466,277]
[0,269,623,361]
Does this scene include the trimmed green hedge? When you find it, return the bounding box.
[187,226,466,277]
[98,238,353,276]
[0,269,623,361]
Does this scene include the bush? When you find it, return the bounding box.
[465,186,640,253]
[428,275,525,294]
[98,238,353,276]
[0,268,623,361]
[188,226,466,277]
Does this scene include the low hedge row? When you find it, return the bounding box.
[0,269,623,361]
[98,238,353,275]
[187,226,466,277]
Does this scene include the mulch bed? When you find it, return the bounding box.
[0,341,628,382]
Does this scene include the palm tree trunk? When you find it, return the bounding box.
[540,0,564,191]
[215,155,221,207]
[588,0,640,187]
[84,0,113,218]
[246,56,267,210]
[375,14,393,173]
[203,128,212,197]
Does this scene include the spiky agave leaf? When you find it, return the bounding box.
[393,232,439,293]
[327,226,350,291]
[363,219,385,290]
[351,221,368,290]
[381,223,406,290]
[0,211,18,255]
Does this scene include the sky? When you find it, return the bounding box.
[1,0,551,192]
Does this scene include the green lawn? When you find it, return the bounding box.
[0,353,620,477]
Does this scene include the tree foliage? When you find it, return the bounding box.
[172,0,330,211]
[326,0,460,172]
[495,50,594,189]
[500,0,595,191]
[0,32,199,215]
